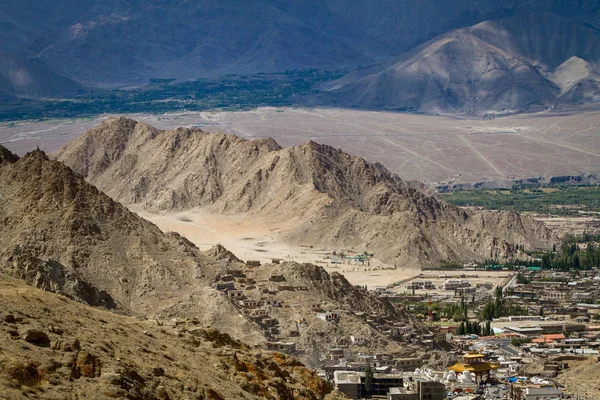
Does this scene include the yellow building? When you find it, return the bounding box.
[448,352,498,383]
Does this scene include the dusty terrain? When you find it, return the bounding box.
[140,210,410,287]
[0,273,344,400]
[2,107,600,185]
[532,214,600,237]
[141,210,512,291]
[556,357,600,400]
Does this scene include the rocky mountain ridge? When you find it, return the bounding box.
[1,143,419,366]
[56,117,556,266]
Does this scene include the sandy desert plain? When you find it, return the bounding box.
[138,209,513,294]
[2,107,599,291]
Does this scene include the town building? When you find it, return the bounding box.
[318,312,340,322]
[448,353,498,383]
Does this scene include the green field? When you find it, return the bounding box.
[441,186,600,216]
[0,69,346,122]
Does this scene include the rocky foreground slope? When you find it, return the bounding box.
[0,274,345,400]
[56,117,556,267]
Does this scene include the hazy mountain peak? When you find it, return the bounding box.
[314,11,600,114]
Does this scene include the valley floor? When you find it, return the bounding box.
[2,107,600,185]
[141,209,511,293]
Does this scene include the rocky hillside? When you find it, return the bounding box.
[56,118,556,266]
[0,145,264,342]
[314,12,600,114]
[0,274,343,400]
[1,144,426,366]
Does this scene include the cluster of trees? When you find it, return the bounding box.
[457,320,492,336]
[510,338,532,347]
[481,286,528,321]
[540,237,600,270]
[516,272,531,284]
[441,186,600,216]
[1,69,346,122]
[439,295,471,321]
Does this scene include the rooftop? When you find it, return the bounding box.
[542,333,565,340]
[333,371,361,385]
[463,352,485,359]
[448,362,498,373]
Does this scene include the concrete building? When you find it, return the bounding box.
[266,341,296,354]
[214,282,236,291]
[240,299,262,308]
[263,298,282,307]
[510,385,564,400]
[333,371,404,400]
[350,335,368,346]
[317,312,340,322]
[395,358,423,371]
[442,280,471,290]
[416,380,445,400]
[246,260,261,267]
[388,387,418,400]
[334,371,363,400]
[227,289,244,299]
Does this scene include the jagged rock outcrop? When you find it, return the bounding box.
[56,118,556,267]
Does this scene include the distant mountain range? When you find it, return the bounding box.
[2,1,600,113]
[312,12,600,114]
[0,53,84,101]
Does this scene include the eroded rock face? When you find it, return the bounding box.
[0,145,233,323]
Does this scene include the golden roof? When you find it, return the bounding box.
[463,353,485,359]
[448,362,499,373]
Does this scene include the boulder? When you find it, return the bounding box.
[21,329,50,345]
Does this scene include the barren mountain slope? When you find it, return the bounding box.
[2,144,426,364]
[56,118,556,266]
[549,57,600,103]
[0,274,340,400]
[0,145,262,340]
[0,53,84,99]
[315,12,600,114]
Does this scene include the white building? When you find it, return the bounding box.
[318,312,340,322]
[350,336,368,346]
[442,280,471,290]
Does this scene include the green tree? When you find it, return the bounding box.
[364,363,374,397]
